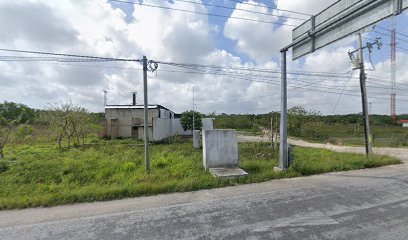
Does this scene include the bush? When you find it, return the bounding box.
[180,111,202,131]
[16,125,34,141]
[0,162,8,174]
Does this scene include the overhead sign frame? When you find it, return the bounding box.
[278,0,408,170]
[292,0,408,60]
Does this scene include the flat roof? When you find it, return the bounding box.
[105,104,173,112]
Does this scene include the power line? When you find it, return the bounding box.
[373,30,408,44]
[174,0,307,21]
[5,54,408,87]
[0,48,142,62]
[0,56,132,63]
[226,0,313,17]
[333,72,369,114]
[155,60,356,78]
[363,36,408,51]
[376,26,408,39]
[289,84,408,102]
[108,0,297,26]
[5,51,408,89]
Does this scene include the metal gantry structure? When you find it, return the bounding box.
[279,0,408,168]
[391,16,397,120]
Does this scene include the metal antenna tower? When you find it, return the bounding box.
[391,16,397,120]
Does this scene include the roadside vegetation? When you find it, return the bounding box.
[212,106,408,147]
[0,138,400,210]
[0,101,402,210]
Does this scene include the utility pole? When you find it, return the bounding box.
[357,33,373,155]
[143,56,150,172]
[192,85,195,133]
[275,113,279,149]
[270,115,274,149]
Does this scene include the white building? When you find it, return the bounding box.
[101,104,213,141]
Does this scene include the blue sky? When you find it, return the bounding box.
[107,0,408,66]
[0,0,408,115]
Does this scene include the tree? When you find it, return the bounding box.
[0,101,35,124]
[0,101,35,158]
[39,103,97,148]
[288,106,323,139]
[180,111,202,131]
[0,117,13,158]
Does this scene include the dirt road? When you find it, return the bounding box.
[237,134,408,163]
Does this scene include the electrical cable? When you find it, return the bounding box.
[173,0,307,21]
[108,0,297,26]
[0,48,142,62]
[376,26,408,39]
[226,0,313,17]
[331,72,355,114]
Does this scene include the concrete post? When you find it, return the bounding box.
[357,33,373,155]
[143,56,150,172]
[193,130,201,149]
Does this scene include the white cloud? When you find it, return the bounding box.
[275,0,337,17]
[224,1,293,64]
[0,0,406,116]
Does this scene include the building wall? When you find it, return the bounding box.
[403,123,408,128]
[153,118,173,140]
[105,108,159,119]
[202,118,214,130]
[103,108,214,141]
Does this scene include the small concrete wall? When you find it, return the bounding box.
[202,130,238,170]
[171,118,191,136]
[153,118,172,141]
[202,118,214,130]
[193,130,201,149]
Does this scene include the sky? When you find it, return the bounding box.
[0,0,408,115]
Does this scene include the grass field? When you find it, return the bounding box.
[0,139,401,210]
[296,124,408,147]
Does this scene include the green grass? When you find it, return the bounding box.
[296,124,408,147]
[291,147,400,175]
[0,140,401,210]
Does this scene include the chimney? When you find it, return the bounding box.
[132,92,137,106]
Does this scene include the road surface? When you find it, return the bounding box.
[0,138,407,239]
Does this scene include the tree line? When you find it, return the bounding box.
[0,101,101,158]
[211,106,405,141]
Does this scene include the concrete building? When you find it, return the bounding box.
[103,104,177,141]
[101,95,214,141]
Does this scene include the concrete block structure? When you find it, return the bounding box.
[103,104,175,141]
[101,101,214,142]
[193,130,201,149]
[202,130,238,170]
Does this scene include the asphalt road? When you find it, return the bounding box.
[0,160,407,240]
